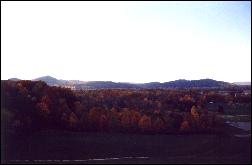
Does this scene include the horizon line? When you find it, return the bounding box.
[2,76,251,84]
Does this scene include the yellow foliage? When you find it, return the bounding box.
[191,105,199,120]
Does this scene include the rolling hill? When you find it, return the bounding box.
[27,76,235,89]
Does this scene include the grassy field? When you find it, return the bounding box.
[2,125,251,164]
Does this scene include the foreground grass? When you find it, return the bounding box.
[2,125,251,164]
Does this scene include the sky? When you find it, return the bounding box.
[1,1,251,83]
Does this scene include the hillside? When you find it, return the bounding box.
[12,76,236,89]
[162,79,231,88]
[8,78,21,81]
[233,82,251,86]
[32,76,62,85]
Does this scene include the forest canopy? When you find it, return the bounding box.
[1,80,251,135]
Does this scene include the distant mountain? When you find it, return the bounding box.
[139,82,162,88]
[75,81,138,90]
[8,78,21,81]
[32,76,62,86]
[233,82,251,86]
[162,79,231,88]
[30,76,234,89]
[65,80,88,85]
[135,79,231,89]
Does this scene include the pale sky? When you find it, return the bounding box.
[1,1,251,83]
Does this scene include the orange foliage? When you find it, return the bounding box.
[36,102,50,116]
[131,111,141,127]
[152,117,165,132]
[88,107,101,130]
[69,112,79,128]
[74,101,85,117]
[99,114,109,131]
[138,115,152,132]
[180,120,190,132]
[190,105,199,120]
[120,108,131,129]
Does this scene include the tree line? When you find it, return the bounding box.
[1,80,250,135]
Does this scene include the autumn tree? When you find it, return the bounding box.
[138,114,152,132]
[180,120,190,132]
[69,112,79,129]
[88,107,101,130]
[130,110,141,131]
[99,114,109,131]
[108,107,120,131]
[152,117,165,133]
[36,101,50,117]
[74,101,85,118]
[190,105,199,120]
[119,108,132,130]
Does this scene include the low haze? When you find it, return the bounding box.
[1,1,251,83]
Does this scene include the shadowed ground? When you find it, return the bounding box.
[1,123,251,164]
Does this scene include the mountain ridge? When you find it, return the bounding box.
[11,75,239,89]
[6,76,251,89]
[232,82,251,86]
